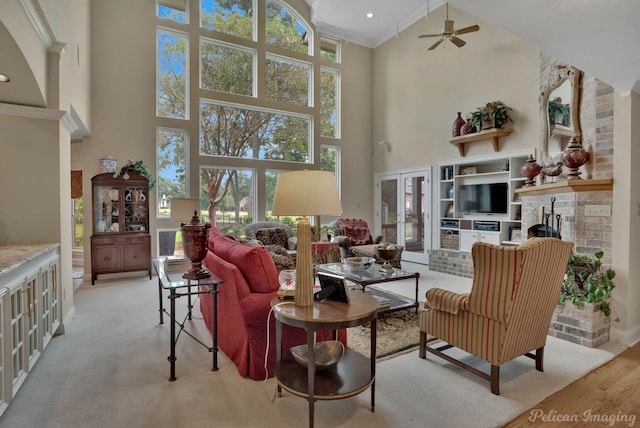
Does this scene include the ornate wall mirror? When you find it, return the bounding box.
[539,65,582,162]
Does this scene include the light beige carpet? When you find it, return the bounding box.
[0,265,627,428]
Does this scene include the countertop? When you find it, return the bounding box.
[0,243,60,275]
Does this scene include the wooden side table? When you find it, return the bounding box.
[271,293,378,428]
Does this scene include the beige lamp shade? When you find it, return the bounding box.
[170,198,200,224]
[271,170,343,216]
[271,170,342,307]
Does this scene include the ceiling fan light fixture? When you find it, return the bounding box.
[418,2,479,51]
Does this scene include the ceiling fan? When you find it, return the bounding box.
[419,3,480,50]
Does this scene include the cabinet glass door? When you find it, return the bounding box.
[93,185,120,233]
[123,186,148,232]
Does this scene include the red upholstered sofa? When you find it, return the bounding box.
[199,226,347,380]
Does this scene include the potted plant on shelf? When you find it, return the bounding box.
[469,101,513,131]
[548,97,571,126]
[560,250,617,320]
[487,100,513,129]
[469,110,483,133]
[114,160,157,190]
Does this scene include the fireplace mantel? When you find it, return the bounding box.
[515,178,613,196]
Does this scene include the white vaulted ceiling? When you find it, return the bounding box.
[305,0,640,95]
[1,0,639,109]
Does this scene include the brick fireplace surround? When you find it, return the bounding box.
[429,54,615,347]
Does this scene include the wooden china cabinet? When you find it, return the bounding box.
[90,171,152,284]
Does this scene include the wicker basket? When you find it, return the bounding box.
[440,230,459,250]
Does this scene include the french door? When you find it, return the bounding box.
[375,169,431,264]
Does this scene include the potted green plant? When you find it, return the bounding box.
[470,101,513,130]
[115,160,157,190]
[469,110,483,133]
[560,250,617,320]
[548,97,571,126]
[487,100,513,129]
[320,224,339,241]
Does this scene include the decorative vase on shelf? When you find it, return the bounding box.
[561,137,589,180]
[452,112,465,137]
[521,154,542,187]
[447,184,455,199]
[460,117,475,135]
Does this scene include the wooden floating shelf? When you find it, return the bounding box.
[550,124,572,138]
[449,128,513,156]
[515,178,613,196]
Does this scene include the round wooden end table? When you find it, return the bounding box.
[271,292,378,428]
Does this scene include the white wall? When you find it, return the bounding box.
[371,5,540,175]
[40,0,91,128]
[0,115,61,243]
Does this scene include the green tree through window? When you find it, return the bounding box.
[156,0,342,227]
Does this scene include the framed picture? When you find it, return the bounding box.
[509,227,523,242]
[316,273,350,303]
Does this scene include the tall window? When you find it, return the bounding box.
[320,68,339,138]
[157,128,188,217]
[156,0,342,232]
[157,29,188,119]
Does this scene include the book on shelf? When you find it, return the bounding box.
[371,294,390,308]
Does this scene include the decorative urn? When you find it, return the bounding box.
[561,137,589,180]
[181,211,212,279]
[521,154,542,186]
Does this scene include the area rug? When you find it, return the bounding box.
[347,308,419,359]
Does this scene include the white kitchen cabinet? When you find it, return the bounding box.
[0,244,61,412]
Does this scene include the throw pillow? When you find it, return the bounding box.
[265,244,294,271]
[255,227,288,248]
[338,218,374,245]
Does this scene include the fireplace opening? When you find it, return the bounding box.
[527,196,562,239]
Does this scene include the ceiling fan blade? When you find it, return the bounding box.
[444,19,454,33]
[450,36,466,48]
[455,24,480,35]
[428,39,444,51]
[418,33,442,38]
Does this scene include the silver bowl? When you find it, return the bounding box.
[343,256,375,271]
[374,247,402,272]
[290,340,344,370]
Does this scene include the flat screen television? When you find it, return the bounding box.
[457,182,508,214]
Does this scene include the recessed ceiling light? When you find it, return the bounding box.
[365,12,374,19]
[0,74,9,83]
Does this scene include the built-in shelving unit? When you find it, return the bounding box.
[449,128,513,156]
[437,153,528,251]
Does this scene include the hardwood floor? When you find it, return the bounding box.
[503,343,640,427]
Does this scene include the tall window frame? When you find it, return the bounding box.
[156,0,343,232]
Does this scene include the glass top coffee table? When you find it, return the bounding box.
[314,262,419,314]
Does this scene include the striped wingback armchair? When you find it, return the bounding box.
[419,238,573,395]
